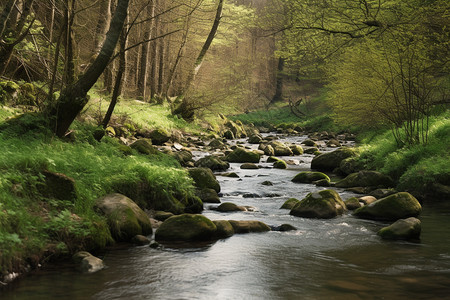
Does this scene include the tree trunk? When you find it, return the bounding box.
[50,0,130,137]
[137,1,154,100]
[93,0,112,56]
[0,0,17,38]
[270,56,284,104]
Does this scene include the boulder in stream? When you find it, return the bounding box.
[335,170,394,189]
[353,192,422,221]
[188,167,221,193]
[195,188,221,203]
[216,202,248,212]
[280,198,301,209]
[73,251,105,274]
[228,220,271,233]
[155,214,217,242]
[311,147,357,171]
[225,147,260,163]
[194,155,230,171]
[213,220,235,239]
[290,189,346,219]
[378,217,421,241]
[292,171,330,184]
[269,141,293,156]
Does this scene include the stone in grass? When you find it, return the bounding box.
[378,217,421,241]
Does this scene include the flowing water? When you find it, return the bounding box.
[3,135,450,299]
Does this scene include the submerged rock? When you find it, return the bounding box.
[353,192,422,221]
[378,217,421,241]
[240,163,259,169]
[155,214,217,242]
[270,224,297,232]
[290,189,346,219]
[73,251,105,274]
[228,220,271,233]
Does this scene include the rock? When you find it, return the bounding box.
[353,192,422,221]
[369,188,397,199]
[263,145,275,156]
[208,138,227,150]
[273,159,287,169]
[225,147,260,163]
[261,180,273,186]
[269,141,293,156]
[292,171,330,184]
[290,145,304,155]
[195,188,220,203]
[335,171,394,188]
[223,130,235,139]
[378,217,421,241]
[130,139,158,155]
[153,211,174,221]
[359,196,377,205]
[221,172,239,178]
[248,134,263,144]
[39,170,77,201]
[217,202,247,212]
[304,147,319,154]
[290,189,347,219]
[73,251,104,273]
[344,197,362,210]
[155,214,217,242]
[314,179,331,187]
[170,150,193,166]
[240,163,259,169]
[311,147,357,171]
[132,235,151,245]
[302,139,317,147]
[339,157,364,175]
[280,198,300,209]
[188,167,221,193]
[326,139,341,147]
[270,224,297,232]
[224,120,247,138]
[149,128,171,145]
[194,155,230,171]
[228,220,271,233]
[95,193,153,241]
[212,220,235,239]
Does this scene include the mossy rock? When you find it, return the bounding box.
[301,139,317,147]
[195,188,220,203]
[118,144,133,156]
[263,144,275,156]
[130,139,158,155]
[170,150,193,166]
[213,220,235,239]
[290,145,304,155]
[155,214,217,242]
[304,147,319,154]
[311,147,357,171]
[228,220,271,233]
[344,197,362,210]
[223,130,235,139]
[280,198,301,209]
[240,163,259,169]
[248,134,263,144]
[353,192,422,221]
[292,171,330,184]
[273,159,287,169]
[217,202,247,212]
[335,171,394,188]
[208,138,227,149]
[149,128,171,145]
[269,141,293,156]
[39,170,77,202]
[181,194,204,214]
[225,147,260,163]
[95,193,153,241]
[290,189,346,219]
[339,157,364,175]
[194,155,230,171]
[224,120,247,138]
[188,167,221,193]
[378,217,421,241]
[153,211,174,221]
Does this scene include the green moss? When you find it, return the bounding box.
[155,214,217,242]
[280,198,300,209]
[292,171,330,183]
[225,147,260,163]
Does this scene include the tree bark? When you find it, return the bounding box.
[93,0,112,56]
[137,0,154,100]
[270,56,284,104]
[50,0,130,137]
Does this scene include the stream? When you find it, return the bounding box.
[3,134,450,299]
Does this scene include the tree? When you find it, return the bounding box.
[48,0,130,137]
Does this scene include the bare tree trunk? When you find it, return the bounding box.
[93,0,112,56]
[137,0,155,100]
[50,0,130,137]
[0,0,17,38]
[270,56,284,104]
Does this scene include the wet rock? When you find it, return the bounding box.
[240,163,259,169]
[353,192,422,221]
[220,172,239,178]
[263,144,275,156]
[290,145,304,155]
[213,220,235,238]
[228,220,271,233]
[261,180,273,186]
[304,147,319,154]
[194,155,230,171]
[335,171,394,189]
[280,198,301,209]
[153,211,174,221]
[314,178,331,187]
[195,188,220,203]
[378,217,421,241]
[188,168,221,193]
[73,251,105,274]
[155,214,217,242]
[248,134,263,144]
[132,235,151,245]
[243,193,260,198]
[225,147,260,163]
[208,138,227,150]
[359,196,377,205]
[170,150,193,166]
[223,130,235,139]
[344,197,362,210]
[301,139,318,147]
[290,189,347,219]
[269,141,293,156]
[369,188,397,199]
[326,139,341,147]
[270,224,297,232]
[311,147,357,171]
[216,202,247,212]
[292,171,330,184]
[95,193,153,241]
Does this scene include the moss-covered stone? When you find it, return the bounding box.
[95,193,153,241]
[155,214,217,242]
[273,159,287,169]
[311,147,357,171]
[217,202,247,212]
[292,171,330,184]
[39,170,77,202]
[225,147,260,163]
[248,134,263,144]
[188,167,221,193]
[149,128,171,145]
[304,147,319,154]
[301,139,317,147]
[194,155,230,171]
[335,171,394,188]
[195,188,220,203]
[290,189,346,219]
[280,198,300,209]
[228,220,271,233]
[339,157,364,175]
[154,211,174,221]
[290,145,304,155]
[269,141,293,156]
[212,220,235,239]
[240,163,259,169]
[378,217,421,240]
[353,192,422,221]
[130,139,158,155]
[118,144,133,156]
[263,144,275,156]
[344,197,362,210]
[208,138,227,149]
